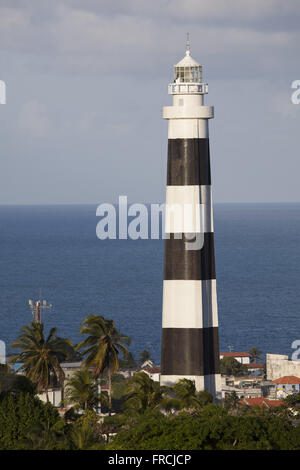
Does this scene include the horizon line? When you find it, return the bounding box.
[0,201,300,207]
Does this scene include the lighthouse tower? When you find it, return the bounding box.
[160,41,221,398]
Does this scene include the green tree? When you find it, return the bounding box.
[283,391,300,409]
[0,392,62,450]
[124,372,166,415]
[224,391,240,411]
[20,420,68,450]
[171,379,212,411]
[198,390,214,407]
[119,352,137,370]
[278,392,300,420]
[10,322,73,400]
[0,364,36,394]
[69,410,103,450]
[106,405,300,450]
[220,357,248,376]
[77,315,130,409]
[139,350,151,364]
[64,368,108,411]
[248,347,263,363]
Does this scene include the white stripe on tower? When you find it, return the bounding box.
[165,185,213,233]
[160,44,221,400]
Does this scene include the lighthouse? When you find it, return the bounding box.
[160,41,221,399]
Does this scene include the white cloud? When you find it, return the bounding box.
[0,0,299,203]
[18,100,51,138]
[0,1,299,77]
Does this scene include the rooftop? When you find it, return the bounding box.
[239,398,284,408]
[175,50,200,68]
[141,366,161,374]
[246,363,265,369]
[221,352,251,358]
[272,376,300,384]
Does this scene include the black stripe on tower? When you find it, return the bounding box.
[164,233,216,280]
[167,138,211,186]
[161,327,220,375]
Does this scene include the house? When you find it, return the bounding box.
[118,369,135,379]
[271,376,300,398]
[38,388,63,407]
[140,366,161,382]
[222,386,262,400]
[239,397,283,408]
[141,359,155,369]
[220,352,251,364]
[246,363,265,375]
[61,361,83,380]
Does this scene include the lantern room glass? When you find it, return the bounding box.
[174,65,202,83]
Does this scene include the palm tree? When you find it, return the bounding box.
[159,380,213,414]
[69,410,102,450]
[139,349,151,365]
[21,421,67,450]
[64,369,108,411]
[248,347,263,363]
[224,391,240,411]
[10,322,73,400]
[77,315,130,409]
[171,379,203,410]
[124,371,166,414]
[69,424,96,450]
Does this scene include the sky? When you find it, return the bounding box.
[0,0,299,204]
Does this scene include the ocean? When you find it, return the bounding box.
[0,203,299,363]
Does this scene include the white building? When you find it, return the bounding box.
[141,366,161,383]
[0,340,5,364]
[37,388,63,407]
[220,352,251,364]
[267,354,300,381]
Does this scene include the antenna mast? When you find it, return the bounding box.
[186,32,190,53]
[28,298,52,323]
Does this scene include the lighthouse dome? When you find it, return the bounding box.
[174,49,202,83]
[175,50,200,68]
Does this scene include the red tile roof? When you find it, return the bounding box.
[266,400,285,408]
[239,398,283,408]
[141,366,161,374]
[246,363,265,369]
[221,352,251,358]
[272,376,300,384]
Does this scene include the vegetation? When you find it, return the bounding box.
[10,322,73,400]
[68,410,105,450]
[224,391,240,411]
[106,406,300,450]
[139,349,152,364]
[119,352,137,370]
[124,372,166,415]
[170,378,213,411]
[0,392,63,450]
[64,368,108,411]
[220,356,248,376]
[77,315,130,409]
[0,364,35,394]
[248,347,263,363]
[2,317,300,450]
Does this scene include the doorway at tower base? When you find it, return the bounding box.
[160,374,222,401]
